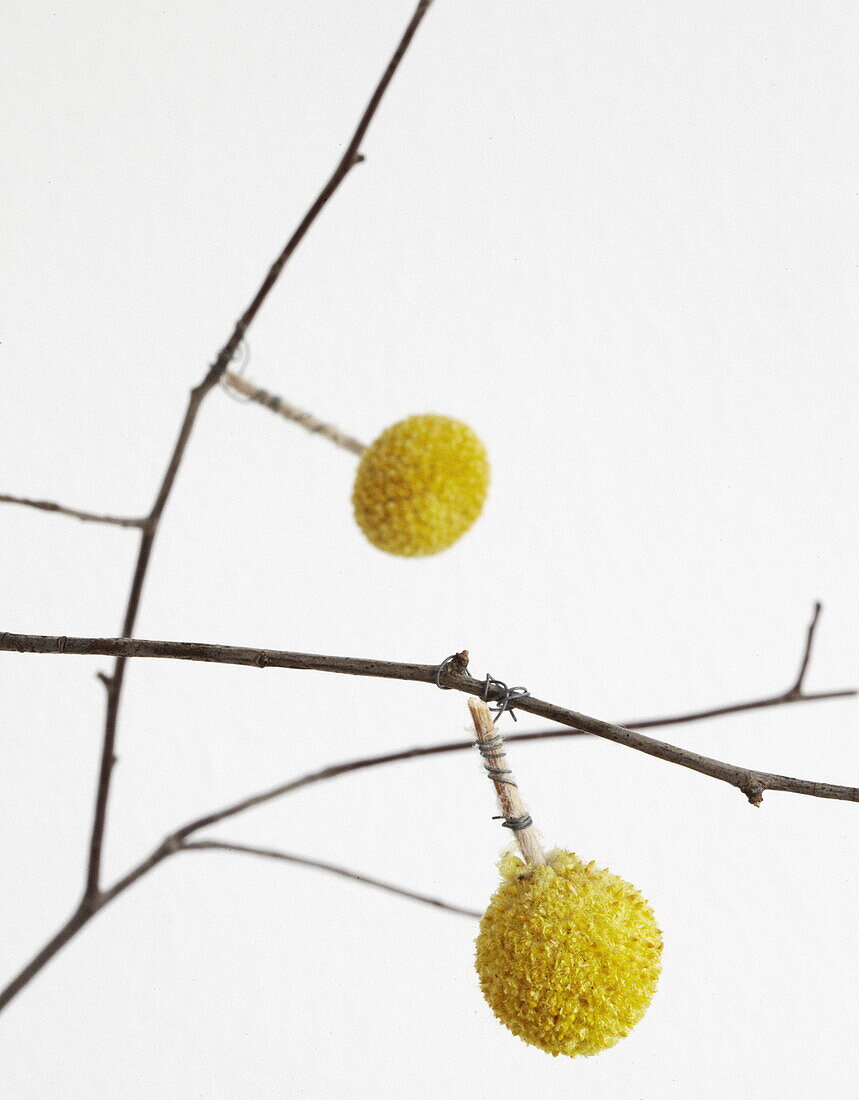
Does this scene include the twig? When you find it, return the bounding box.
[0,627,852,1013]
[205,0,435,388]
[1,0,850,1037]
[0,841,176,1012]
[0,0,439,1012]
[2,608,853,807]
[169,731,593,840]
[84,387,213,899]
[160,691,852,854]
[788,600,822,698]
[80,0,437,904]
[4,620,851,711]
[0,494,145,529]
[0,632,441,680]
[181,840,480,918]
[523,602,851,732]
[0,820,475,1013]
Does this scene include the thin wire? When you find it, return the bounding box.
[434,656,530,723]
[493,813,533,831]
[435,653,467,689]
[482,674,530,722]
[475,732,517,787]
[436,654,533,827]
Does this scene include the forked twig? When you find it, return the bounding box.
[81,0,436,903]
[0,0,437,1012]
[181,840,481,918]
[1,604,853,1012]
[0,0,853,1041]
[2,604,853,809]
[0,494,146,529]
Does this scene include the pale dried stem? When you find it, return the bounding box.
[468,698,547,866]
[223,372,367,456]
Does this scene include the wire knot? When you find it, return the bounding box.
[482,674,530,722]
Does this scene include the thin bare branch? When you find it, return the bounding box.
[0,841,177,1012]
[167,713,853,853]
[501,692,857,807]
[80,0,437,903]
[0,906,90,1012]
[1,606,852,1014]
[85,391,212,898]
[0,0,440,1013]
[0,818,474,1014]
[0,493,145,529]
[4,605,853,809]
[788,600,822,697]
[223,372,367,455]
[0,632,440,681]
[181,840,480,918]
[620,686,856,730]
[205,0,435,387]
[527,603,852,735]
[171,736,590,840]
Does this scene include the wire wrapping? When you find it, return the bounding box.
[481,673,530,722]
[434,655,530,722]
[475,732,517,787]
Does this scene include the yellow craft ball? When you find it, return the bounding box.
[352,414,489,557]
[475,849,662,1058]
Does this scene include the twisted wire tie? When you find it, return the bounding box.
[436,655,536,832]
[475,732,517,787]
[482,673,530,722]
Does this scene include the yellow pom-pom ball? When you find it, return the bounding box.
[352,414,489,557]
[475,849,662,1058]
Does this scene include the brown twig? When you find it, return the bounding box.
[2,606,853,807]
[0,820,475,1013]
[0,610,852,1013]
[170,730,593,841]
[787,600,823,698]
[0,494,146,529]
[181,840,480,918]
[85,384,216,899]
[0,0,437,1013]
[0,0,851,1039]
[80,0,437,904]
[521,602,851,733]
[1,0,439,1008]
[0,841,177,1011]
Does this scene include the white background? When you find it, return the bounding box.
[1,1,857,1096]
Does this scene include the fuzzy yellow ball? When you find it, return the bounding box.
[475,849,662,1058]
[352,414,489,556]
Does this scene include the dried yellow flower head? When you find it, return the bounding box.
[475,849,662,1058]
[352,414,489,556]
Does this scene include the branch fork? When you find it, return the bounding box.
[0,0,854,1030]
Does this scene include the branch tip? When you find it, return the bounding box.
[790,601,825,698]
